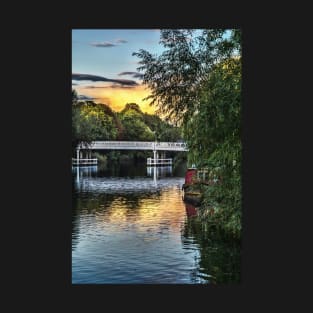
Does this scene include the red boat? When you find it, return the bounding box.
[185,202,197,217]
[182,167,202,205]
[183,167,197,188]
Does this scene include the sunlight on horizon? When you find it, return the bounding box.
[74,84,156,114]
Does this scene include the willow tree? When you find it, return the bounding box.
[185,56,241,167]
[189,56,242,239]
[133,29,242,239]
[133,29,240,125]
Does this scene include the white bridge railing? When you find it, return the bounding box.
[72,158,98,165]
[147,158,172,166]
[79,141,188,151]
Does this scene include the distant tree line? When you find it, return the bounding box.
[72,91,183,153]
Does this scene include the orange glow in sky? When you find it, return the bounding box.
[75,84,156,114]
[72,29,164,115]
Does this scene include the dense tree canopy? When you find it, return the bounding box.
[133,29,240,126]
[72,100,118,150]
[72,95,183,151]
[118,103,155,141]
[133,29,242,239]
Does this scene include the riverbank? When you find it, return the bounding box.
[182,172,241,241]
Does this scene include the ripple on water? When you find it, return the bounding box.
[72,170,240,284]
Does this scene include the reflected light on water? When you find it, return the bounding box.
[72,162,240,284]
[93,186,185,234]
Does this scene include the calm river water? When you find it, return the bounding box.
[72,161,240,284]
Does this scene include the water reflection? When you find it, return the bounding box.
[182,202,241,284]
[73,165,174,183]
[185,202,198,218]
[146,165,173,177]
[72,164,180,194]
[146,165,173,186]
[72,162,240,284]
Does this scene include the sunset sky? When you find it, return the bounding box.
[72,29,165,114]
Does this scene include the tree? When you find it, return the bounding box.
[184,57,241,166]
[188,56,242,239]
[72,94,118,151]
[72,101,95,150]
[143,113,182,142]
[119,103,154,141]
[133,29,239,125]
[133,29,242,239]
[120,103,143,115]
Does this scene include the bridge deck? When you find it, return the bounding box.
[78,141,188,151]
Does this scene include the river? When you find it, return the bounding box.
[72,161,240,284]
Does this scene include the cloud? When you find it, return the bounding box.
[77,94,95,101]
[72,73,138,86]
[115,38,128,44]
[90,42,116,47]
[90,39,127,47]
[84,85,136,89]
[118,71,143,79]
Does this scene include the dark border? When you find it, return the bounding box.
[22,5,300,309]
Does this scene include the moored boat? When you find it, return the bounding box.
[182,167,202,205]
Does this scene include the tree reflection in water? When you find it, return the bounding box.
[182,202,241,284]
[72,161,240,283]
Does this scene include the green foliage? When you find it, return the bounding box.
[72,89,78,103]
[119,104,154,141]
[92,152,107,164]
[188,57,242,239]
[183,216,241,283]
[184,57,241,166]
[72,104,94,150]
[120,103,142,115]
[158,124,182,142]
[118,101,182,142]
[72,99,118,150]
[133,29,238,125]
[72,92,183,156]
[172,151,187,169]
[142,113,182,142]
[133,29,242,239]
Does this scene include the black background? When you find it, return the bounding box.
[3,3,311,310]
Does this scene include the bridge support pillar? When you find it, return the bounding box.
[153,164,157,186]
[76,148,80,164]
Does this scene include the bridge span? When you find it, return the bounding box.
[78,141,188,152]
[74,141,188,166]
